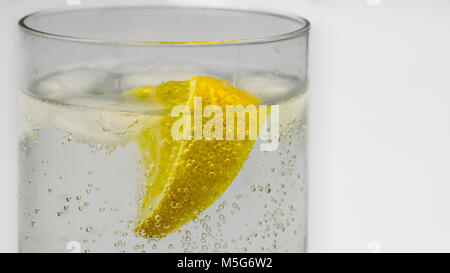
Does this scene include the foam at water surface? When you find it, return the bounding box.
[23,64,306,146]
[29,64,305,112]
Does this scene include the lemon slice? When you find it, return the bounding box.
[124,76,266,237]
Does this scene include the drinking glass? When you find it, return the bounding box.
[18,5,309,253]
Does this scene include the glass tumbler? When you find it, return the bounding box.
[18,5,309,253]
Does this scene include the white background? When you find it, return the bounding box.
[1,0,450,252]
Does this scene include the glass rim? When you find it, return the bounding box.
[18,5,310,46]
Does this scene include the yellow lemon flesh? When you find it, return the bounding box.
[123,76,265,238]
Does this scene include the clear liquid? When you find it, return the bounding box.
[19,65,307,253]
